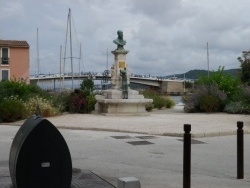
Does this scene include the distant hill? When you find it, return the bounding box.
[164,69,241,80]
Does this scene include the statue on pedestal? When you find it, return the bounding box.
[94,29,153,114]
[113,30,126,50]
[120,68,128,99]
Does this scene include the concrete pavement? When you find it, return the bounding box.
[0,125,249,188]
[4,105,249,138]
[1,105,250,187]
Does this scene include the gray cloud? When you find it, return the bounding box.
[0,0,248,76]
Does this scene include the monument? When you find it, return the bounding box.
[94,30,152,114]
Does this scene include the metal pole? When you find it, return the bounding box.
[59,45,62,91]
[237,121,244,179]
[107,48,109,70]
[53,79,56,91]
[183,124,191,188]
[184,73,186,93]
[79,43,81,84]
[63,9,70,89]
[207,42,209,78]
[37,28,40,84]
[69,8,74,90]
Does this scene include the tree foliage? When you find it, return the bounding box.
[80,79,94,95]
[196,66,241,100]
[238,51,250,85]
[0,79,43,103]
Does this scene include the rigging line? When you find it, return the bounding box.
[63,8,70,89]
[78,43,81,84]
[71,12,80,49]
[82,60,86,73]
[79,42,85,73]
[72,12,96,75]
[71,13,82,78]
[63,57,81,59]
[71,11,83,80]
[70,9,89,77]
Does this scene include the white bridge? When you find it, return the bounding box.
[30,75,187,94]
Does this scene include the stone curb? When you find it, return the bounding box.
[40,126,250,138]
[1,123,249,138]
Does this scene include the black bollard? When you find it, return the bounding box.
[237,121,244,179]
[183,124,191,188]
[9,116,72,188]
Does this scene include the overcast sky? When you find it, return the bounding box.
[1,0,250,76]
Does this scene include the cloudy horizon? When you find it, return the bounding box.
[1,0,249,76]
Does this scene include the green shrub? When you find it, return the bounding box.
[50,90,71,112]
[184,84,226,113]
[153,96,166,109]
[145,103,153,112]
[0,99,26,122]
[0,80,43,103]
[86,94,96,113]
[224,86,250,114]
[164,97,175,108]
[68,90,87,113]
[241,86,250,104]
[196,66,242,100]
[245,105,250,114]
[141,89,158,98]
[142,89,175,109]
[80,79,94,96]
[199,95,221,112]
[224,101,245,114]
[24,96,59,117]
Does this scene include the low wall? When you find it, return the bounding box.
[160,81,184,94]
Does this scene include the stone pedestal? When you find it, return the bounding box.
[110,49,130,89]
[95,90,152,115]
[94,47,152,115]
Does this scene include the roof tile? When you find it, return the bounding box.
[0,40,29,48]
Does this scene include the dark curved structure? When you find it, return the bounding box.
[9,116,72,188]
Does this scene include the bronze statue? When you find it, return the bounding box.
[120,68,128,99]
[113,30,126,50]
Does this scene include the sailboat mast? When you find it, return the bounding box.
[69,8,74,90]
[79,43,81,81]
[37,28,40,84]
[63,9,70,89]
[207,42,210,78]
[59,45,62,90]
[106,48,108,70]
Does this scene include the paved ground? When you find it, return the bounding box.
[0,126,249,188]
[0,106,250,187]
[5,105,250,137]
[0,169,115,188]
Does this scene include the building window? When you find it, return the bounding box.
[1,48,9,65]
[1,70,9,81]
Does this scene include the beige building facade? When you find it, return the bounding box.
[0,40,30,83]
